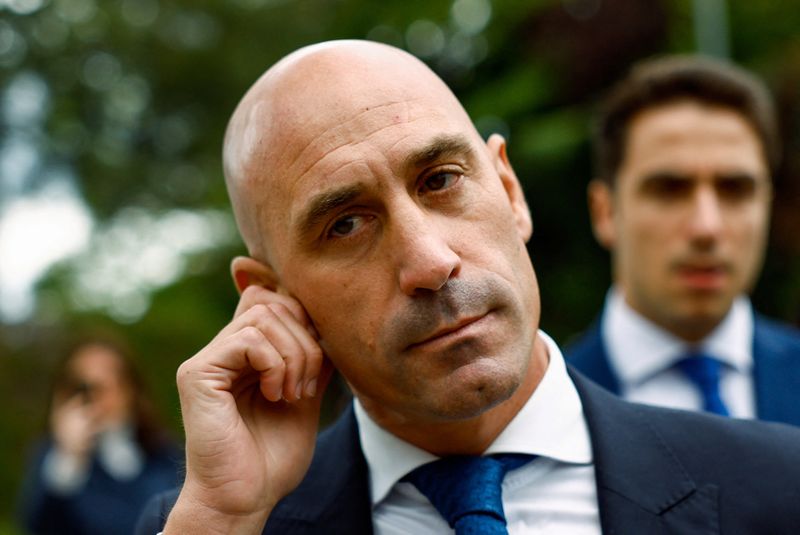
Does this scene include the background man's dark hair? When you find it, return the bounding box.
[593,55,780,186]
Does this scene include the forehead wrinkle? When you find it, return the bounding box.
[401,133,476,171]
[285,99,417,183]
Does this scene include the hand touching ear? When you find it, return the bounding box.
[164,285,333,534]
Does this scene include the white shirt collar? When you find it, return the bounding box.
[603,287,754,386]
[354,330,593,507]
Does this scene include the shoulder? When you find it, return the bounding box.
[645,402,800,466]
[578,371,800,497]
[562,320,606,371]
[754,313,800,348]
[562,320,603,358]
[563,322,621,393]
[576,368,800,464]
[573,372,800,529]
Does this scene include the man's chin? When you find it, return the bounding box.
[668,301,732,340]
[417,360,523,421]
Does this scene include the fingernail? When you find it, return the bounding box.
[305,379,317,398]
[295,383,303,400]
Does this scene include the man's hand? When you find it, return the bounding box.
[165,285,332,534]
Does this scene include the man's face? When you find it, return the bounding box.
[251,69,539,425]
[592,100,771,340]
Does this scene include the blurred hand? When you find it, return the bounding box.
[51,396,100,459]
[165,285,332,534]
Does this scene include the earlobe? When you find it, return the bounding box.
[587,180,616,249]
[230,256,280,295]
[487,134,533,242]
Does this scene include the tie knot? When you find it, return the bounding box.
[676,353,724,385]
[675,353,730,416]
[403,454,534,534]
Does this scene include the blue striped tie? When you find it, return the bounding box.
[676,353,730,416]
[403,454,534,534]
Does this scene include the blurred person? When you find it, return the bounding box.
[18,335,182,535]
[137,41,800,534]
[566,55,800,425]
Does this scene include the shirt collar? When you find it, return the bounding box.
[354,330,593,507]
[603,287,754,386]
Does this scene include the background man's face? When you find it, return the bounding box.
[257,74,539,424]
[603,100,771,339]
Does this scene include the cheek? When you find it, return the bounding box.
[295,276,382,355]
[626,208,677,249]
[734,216,769,267]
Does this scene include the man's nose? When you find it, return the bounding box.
[393,211,461,296]
[687,185,724,243]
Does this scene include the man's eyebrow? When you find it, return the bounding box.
[404,134,475,170]
[294,135,474,240]
[640,170,692,182]
[296,184,363,239]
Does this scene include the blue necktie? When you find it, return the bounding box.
[403,454,534,534]
[676,353,730,416]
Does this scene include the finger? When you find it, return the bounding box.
[193,303,310,402]
[234,285,311,329]
[245,337,287,403]
[267,303,324,398]
[207,286,301,348]
[252,304,308,401]
[229,325,288,402]
[183,325,286,403]
[291,357,336,418]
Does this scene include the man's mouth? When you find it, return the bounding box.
[405,313,490,352]
[674,263,730,291]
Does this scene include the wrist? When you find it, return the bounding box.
[164,486,272,535]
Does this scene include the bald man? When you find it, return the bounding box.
[137,41,800,535]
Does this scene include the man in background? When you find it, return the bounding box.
[567,55,800,425]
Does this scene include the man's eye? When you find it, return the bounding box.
[641,174,692,200]
[421,172,459,193]
[329,215,362,238]
[716,175,756,201]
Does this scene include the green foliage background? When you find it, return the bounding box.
[1,0,798,530]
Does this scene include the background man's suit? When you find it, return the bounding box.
[567,313,800,427]
[137,371,800,534]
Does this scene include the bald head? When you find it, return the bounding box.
[222,40,478,263]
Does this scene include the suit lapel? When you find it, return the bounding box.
[752,314,800,427]
[570,370,720,534]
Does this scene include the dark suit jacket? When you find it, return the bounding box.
[137,370,800,534]
[566,312,800,427]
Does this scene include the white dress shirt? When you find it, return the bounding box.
[602,288,756,418]
[355,331,601,534]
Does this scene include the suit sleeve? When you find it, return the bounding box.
[134,488,180,535]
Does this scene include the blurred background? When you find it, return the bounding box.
[1,0,798,531]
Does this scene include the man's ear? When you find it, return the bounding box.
[487,134,533,242]
[587,179,616,250]
[230,256,280,295]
